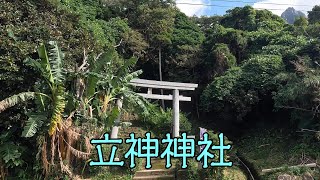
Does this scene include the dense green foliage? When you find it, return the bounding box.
[197,6,320,137]
[138,103,192,137]
[308,5,320,24]
[201,55,284,121]
[0,0,93,97]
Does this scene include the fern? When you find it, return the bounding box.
[0,92,35,113]
[22,113,47,138]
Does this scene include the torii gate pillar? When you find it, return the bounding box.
[173,89,180,137]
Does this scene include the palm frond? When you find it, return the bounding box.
[65,128,81,141]
[0,92,35,113]
[24,57,44,74]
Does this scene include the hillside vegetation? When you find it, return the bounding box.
[1,0,320,179]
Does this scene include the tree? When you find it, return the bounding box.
[167,12,205,82]
[137,6,176,107]
[201,55,284,122]
[191,16,222,32]
[308,5,320,24]
[221,6,257,31]
[273,56,320,128]
[221,6,285,31]
[294,16,309,27]
[209,43,236,77]
[59,0,132,49]
[255,9,286,31]
[306,23,320,38]
[0,0,96,100]
[203,24,248,64]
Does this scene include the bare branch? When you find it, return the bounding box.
[78,48,89,72]
[62,138,91,160]
[95,53,103,61]
[277,106,314,112]
[235,155,255,180]
[114,39,123,48]
[300,128,320,133]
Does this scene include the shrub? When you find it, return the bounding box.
[186,159,201,180]
[138,103,192,137]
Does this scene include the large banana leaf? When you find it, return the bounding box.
[92,49,115,73]
[22,113,47,138]
[85,73,99,99]
[48,41,65,84]
[0,92,35,113]
[38,43,54,85]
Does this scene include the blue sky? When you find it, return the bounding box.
[176,0,319,16]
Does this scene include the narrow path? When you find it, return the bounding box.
[133,169,175,180]
[133,159,186,180]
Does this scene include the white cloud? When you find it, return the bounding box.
[253,0,319,16]
[176,0,207,16]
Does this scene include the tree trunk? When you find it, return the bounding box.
[159,47,165,109]
[111,96,123,139]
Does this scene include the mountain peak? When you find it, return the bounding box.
[281,7,306,24]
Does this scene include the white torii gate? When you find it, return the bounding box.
[130,79,198,137]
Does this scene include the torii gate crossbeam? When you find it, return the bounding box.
[130,79,198,137]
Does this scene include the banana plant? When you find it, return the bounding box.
[24,41,66,137]
[0,41,149,178]
[0,41,66,138]
[1,42,148,138]
[73,48,147,132]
